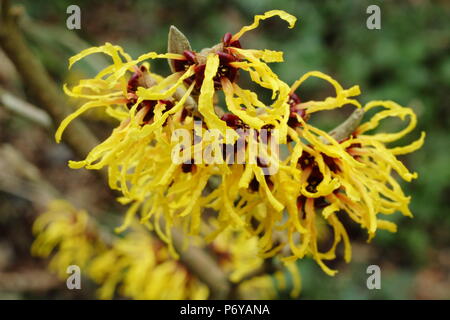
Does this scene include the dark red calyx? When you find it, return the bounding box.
[159,99,174,109]
[248,175,273,192]
[217,50,237,63]
[213,57,239,89]
[288,92,301,106]
[209,243,233,264]
[173,59,189,72]
[183,50,197,63]
[266,177,274,190]
[288,92,308,128]
[249,176,259,192]
[178,42,241,90]
[314,197,329,208]
[140,100,158,123]
[322,154,340,173]
[222,32,232,46]
[181,161,196,173]
[127,71,141,93]
[222,32,241,48]
[297,151,341,193]
[347,142,362,150]
[298,150,340,173]
[296,195,305,210]
[306,166,324,193]
[221,113,242,128]
[127,65,155,94]
[173,50,197,73]
[298,151,314,169]
[346,142,363,161]
[193,64,206,88]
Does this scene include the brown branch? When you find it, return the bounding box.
[0,269,60,292]
[172,231,231,299]
[0,86,51,127]
[328,108,364,141]
[0,1,99,158]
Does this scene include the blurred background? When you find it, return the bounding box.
[0,0,448,299]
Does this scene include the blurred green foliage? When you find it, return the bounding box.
[18,0,450,299]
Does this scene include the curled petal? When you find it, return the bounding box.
[198,54,229,135]
[232,10,297,41]
[356,100,421,143]
[291,71,362,114]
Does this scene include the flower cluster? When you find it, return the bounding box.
[33,200,294,299]
[54,10,425,276]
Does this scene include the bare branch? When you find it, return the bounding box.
[0,87,51,127]
[328,108,364,141]
[0,269,60,292]
[172,231,231,299]
[0,1,99,158]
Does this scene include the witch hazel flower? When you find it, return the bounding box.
[54,10,424,276]
[255,72,425,275]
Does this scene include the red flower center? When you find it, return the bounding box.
[173,33,243,90]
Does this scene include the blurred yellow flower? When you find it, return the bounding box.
[32,200,208,299]
[211,224,301,298]
[31,200,99,277]
[32,200,297,299]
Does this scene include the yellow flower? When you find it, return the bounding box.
[54,10,299,249]
[32,200,209,299]
[210,224,301,299]
[52,9,424,279]
[89,226,209,300]
[56,10,297,145]
[260,72,426,275]
[164,9,297,140]
[31,200,99,277]
[32,200,299,299]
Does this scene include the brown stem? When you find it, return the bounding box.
[0,86,51,127]
[0,1,99,158]
[328,108,364,141]
[172,231,231,299]
[0,269,60,292]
